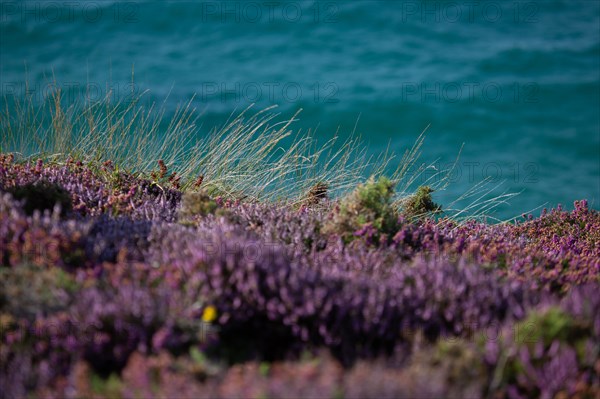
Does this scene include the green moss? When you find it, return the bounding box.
[7,180,72,216]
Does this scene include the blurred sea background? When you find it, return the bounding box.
[1,0,599,219]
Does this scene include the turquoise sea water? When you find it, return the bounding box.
[1,1,599,219]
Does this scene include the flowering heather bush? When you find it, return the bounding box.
[507,200,600,291]
[0,155,598,398]
[481,284,600,398]
[195,242,535,365]
[0,154,180,220]
[0,193,89,268]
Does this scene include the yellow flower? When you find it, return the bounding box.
[202,305,217,323]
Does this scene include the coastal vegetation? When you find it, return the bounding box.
[1,90,598,398]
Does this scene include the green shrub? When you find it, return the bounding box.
[486,306,595,396]
[7,180,72,216]
[323,176,399,244]
[177,191,219,225]
[513,307,588,348]
[400,185,441,221]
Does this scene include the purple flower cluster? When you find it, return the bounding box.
[481,284,600,398]
[175,230,534,364]
[0,155,180,220]
[1,155,598,397]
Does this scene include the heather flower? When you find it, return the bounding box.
[1,156,598,397]
[481,285,599,398]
